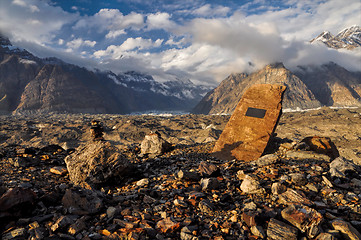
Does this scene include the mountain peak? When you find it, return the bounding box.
[311,26,361,50]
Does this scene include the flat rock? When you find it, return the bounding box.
[279,188,313,206]
[64,141,131,189]
[267,218,298,240]
[284,150,331,162]
[212,84,286,161]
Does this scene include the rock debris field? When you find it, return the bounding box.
[0,107,360,240]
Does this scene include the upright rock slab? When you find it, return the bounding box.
[64,141,131,189]
[212,84,286,161]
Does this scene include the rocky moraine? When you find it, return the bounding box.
[0,107,360,240]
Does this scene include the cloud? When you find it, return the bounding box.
[105,29,126,39]
[146,12,176,30]
[192,4,231,17]
[94,37,163,59]
[74,9,144,33]
[1,0,360,87]
[0,0,78,44]
[66,38,96,50]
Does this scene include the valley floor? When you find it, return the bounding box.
[0,107,360,239]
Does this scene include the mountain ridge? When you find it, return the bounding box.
[192,62,361,115]
[0,35,211,115]
[310,25,361,49]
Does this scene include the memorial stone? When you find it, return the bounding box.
[212,84,286,161]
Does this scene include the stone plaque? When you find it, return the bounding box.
[212,84,286,161]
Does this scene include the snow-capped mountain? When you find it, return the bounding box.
[0,35,210,114]
[310,26,361,49]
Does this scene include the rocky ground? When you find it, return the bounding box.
[0,107,360,240]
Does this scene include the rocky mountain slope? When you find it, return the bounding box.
[310,26,361,50]
[193,62,361,115]
[0,36,210,115]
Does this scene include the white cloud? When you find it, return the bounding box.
[1,0,360,87]
[105,29,126,39]
[0,0,78,44]
[146,12,176,30]
[74,9,144,33]
[94,37,163,59]
[66,38,96,49]
[192,4,231,17]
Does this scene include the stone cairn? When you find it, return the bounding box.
[90,120,104,141]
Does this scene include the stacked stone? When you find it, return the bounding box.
[90,120,104,141]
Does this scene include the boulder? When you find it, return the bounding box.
[301,136,339,159]
[140,132,172,156]
[64,141,131,189]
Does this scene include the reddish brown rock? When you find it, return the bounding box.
[301,136,339,159]
[0,187,37,212]
[281,204,323,237]
[212,84,286,161]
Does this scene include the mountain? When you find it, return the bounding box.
[310,26,361,49]
[192,62,361,115]
[0,36,210,114]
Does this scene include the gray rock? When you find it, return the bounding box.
[252,154,279,167]
[62,188,103,215]
[329,157,357,178]
[64,141,131,189]
[284,150,331,162]
[140,132,172,156]
[240,175,264,194]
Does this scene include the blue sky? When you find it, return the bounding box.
[0,0,360,85]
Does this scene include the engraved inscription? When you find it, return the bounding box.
[245,107,266,119]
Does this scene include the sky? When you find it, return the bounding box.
[0,0,360,86]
